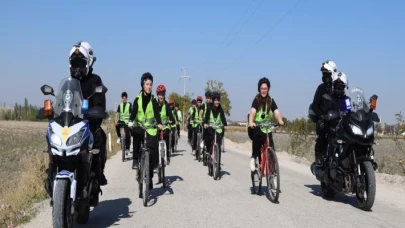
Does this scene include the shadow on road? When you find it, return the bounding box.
[170,153,183,158]
[220,170,231,178]
[174,149,186,153]
[76,197,133,228]
[147,175,184,207]
[304,184,362,209]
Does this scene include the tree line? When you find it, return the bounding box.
[0,98,42,121]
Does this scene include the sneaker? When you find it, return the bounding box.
[132,159,139,169]
[117,138,121,144]
[192,150,196,155]
[250,158,256,172]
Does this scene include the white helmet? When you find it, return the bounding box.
[69,44,90,79]
[321,60,337,73]
[331,71,348,97]
[74,41,95,67]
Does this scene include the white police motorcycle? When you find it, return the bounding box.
[40,77,107,227]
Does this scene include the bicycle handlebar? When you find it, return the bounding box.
[254,122,280,128]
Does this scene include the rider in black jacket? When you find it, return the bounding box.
[311,60,337,166]
[70,42,108,186]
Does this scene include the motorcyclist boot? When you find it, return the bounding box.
[315,152,323,167]
[100,171,108,186]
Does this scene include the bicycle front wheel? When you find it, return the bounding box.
[142,152,150,207]
[121,132,126,162]
[213,144,220,180]
[266,149,280,203]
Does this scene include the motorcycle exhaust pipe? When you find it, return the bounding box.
[310,163,325,182]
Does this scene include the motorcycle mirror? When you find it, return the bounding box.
[41,85,55,96]
[369,95,378,110]
[370,112,380,123]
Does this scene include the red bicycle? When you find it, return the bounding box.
[251,123,280,203]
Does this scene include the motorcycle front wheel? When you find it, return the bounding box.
[356,161,376,211]
[52,179,73,228]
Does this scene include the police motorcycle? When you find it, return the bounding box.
[37,77,107,227]
[308,87,380,211]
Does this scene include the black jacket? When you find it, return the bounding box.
[204,105,227,127]
[80,72,106,128]
[312,83,332,117]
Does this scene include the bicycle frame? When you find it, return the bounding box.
[260,133,271,178]
[158,129,167,166]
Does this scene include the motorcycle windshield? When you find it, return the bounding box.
[348,87,370,121]
[53,77,83,121]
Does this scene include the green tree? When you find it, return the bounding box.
[168,92,193,127]
[204,80,232,116]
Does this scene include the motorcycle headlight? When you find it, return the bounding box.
[350,124,363,135]
[50,133,62,146]
[366,126,374,136]
[66,129,86,146]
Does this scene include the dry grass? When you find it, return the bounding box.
[0,121,119,228]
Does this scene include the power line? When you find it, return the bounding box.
[203,0,256,65]
[221,0,266,49]
[231,0,303,65]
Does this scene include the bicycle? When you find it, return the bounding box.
[251,123,281,203]
[174,125,178,152]
[117,122,128,162]
[195,123,203,162]
[157,129,167,188]
[167,125,172,165]
[133,125,154,207]
[207,125,223,180]
[221,129,225,153]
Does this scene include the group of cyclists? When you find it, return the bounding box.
[113,77,230,187]
[46,39,349,199]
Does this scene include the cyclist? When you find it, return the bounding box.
[115,92,132,154]
[155,85,175,163]
[248,77,284,172]
[204,91,227,172]
[128,72,163,190]
[311,60,337,166]
[168,99,178,154]
[200,91,212,143]
[190,96,203,155]
[174,102,182,138]
[187,99,197,144]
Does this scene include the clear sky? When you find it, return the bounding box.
[0,0,404,123]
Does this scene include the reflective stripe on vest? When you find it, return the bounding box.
[209,110,223,134]
[157,98,171,130]
[192,107,201,127]
[134,93,157,136]
[119,102,130,124]
[253,98,273,134]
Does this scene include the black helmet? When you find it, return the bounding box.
[140,72,153,87]
[205,91,212,97]
[121,92,128,98]
[175,102,180,107]
[211,91,221,100]
[258,77,270,92]
[192,99,197,104]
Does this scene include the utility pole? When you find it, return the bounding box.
[179,67,191,96]
[179,67,191,130]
